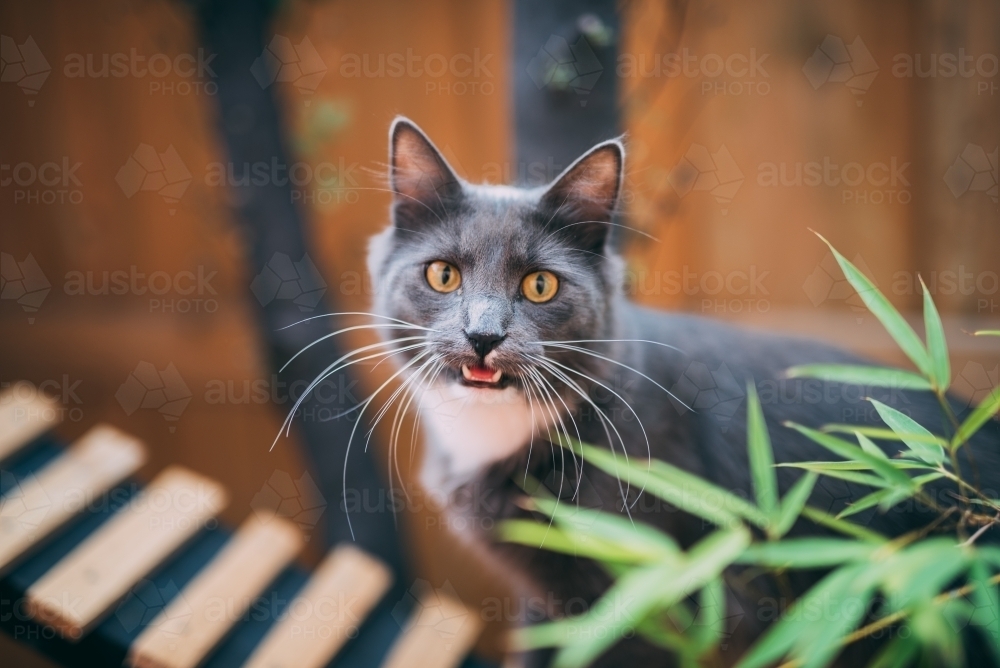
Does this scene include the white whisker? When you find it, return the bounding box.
[524,366,585,501]
[277,311,438,332]
[524,367,571,503]
[542,219,660,244]
[539,343,692,411]
[281,323,434,372]
[338,349,435,540]
[274,338,430,444]
[530,353,653,510]
[528,338,684,354]
[519,369,564,540]
[527,355,635,516]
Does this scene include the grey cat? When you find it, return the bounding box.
[366,117,1000,667]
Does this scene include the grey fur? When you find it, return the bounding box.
[367,117,1000,667]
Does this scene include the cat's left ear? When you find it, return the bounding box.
[539,140,624,251]
[389,117,462,231]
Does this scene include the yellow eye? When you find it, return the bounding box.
[426,261,461,293]
[522,271,559,303]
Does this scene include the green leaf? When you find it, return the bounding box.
[974,546,1000,570]
[880,539,968,606]
[821,424,948,447]
[779,460,931,471]
[975,330,1000,337]
[549,563,672,667]
[791,573,875,668]
[785,422,916,489]
[970,559,1000,665]
[912,605,963,667]
[736,564,871,668]
[746,383,778,516]
[692,576,726,655]
[772,472,818,538]
[837,487,914,519]
[573,440,769,529]
[953,386,1000,448]
[867,633,920,668]
[497,520,658,564]
[519,561,672,659]
[921,277,950,391]
[546,528,750,668]
[800,506,888,543]
[529,496,682,562]
[869,399,946,465]
[856,431,889,459]
[779,465,889,489]
[815,232,932,378]
[786,364,932,391]
[738,537,876,568]
[634,615,690,653]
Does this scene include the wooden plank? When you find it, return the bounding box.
[127,517,303,668]
[0,382,61,462]
[381,593,483,668]
[0,425,146,575]
[242,545,393,668]
[26,467,228,639]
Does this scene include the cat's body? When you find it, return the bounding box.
[368,118,1000,667]
[459,304,1000,666]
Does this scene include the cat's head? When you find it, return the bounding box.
[368,117,625,404]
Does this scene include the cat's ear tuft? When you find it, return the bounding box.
[539,140,624,250]
[389,117,461,229]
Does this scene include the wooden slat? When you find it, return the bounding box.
[0,425,146,575]
[381,593,483,668]
[242,545,393,668]
[26,467,228,639]
[127,517,303,668]
[0,382,61,462]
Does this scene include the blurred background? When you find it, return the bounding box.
[1,0,998,663]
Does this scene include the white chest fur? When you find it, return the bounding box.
[417,383,555,491]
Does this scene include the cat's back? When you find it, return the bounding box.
[616,301,1000,538]
[622,301,863,379]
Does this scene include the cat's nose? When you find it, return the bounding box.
[465,331,506,357]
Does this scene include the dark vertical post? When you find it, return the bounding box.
[513,0,620,184]
[195,0,404,577]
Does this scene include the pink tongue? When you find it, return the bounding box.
[468,365,496,381]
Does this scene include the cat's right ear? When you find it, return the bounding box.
[389,117,462,230]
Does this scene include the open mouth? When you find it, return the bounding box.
[461,363,503,386]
